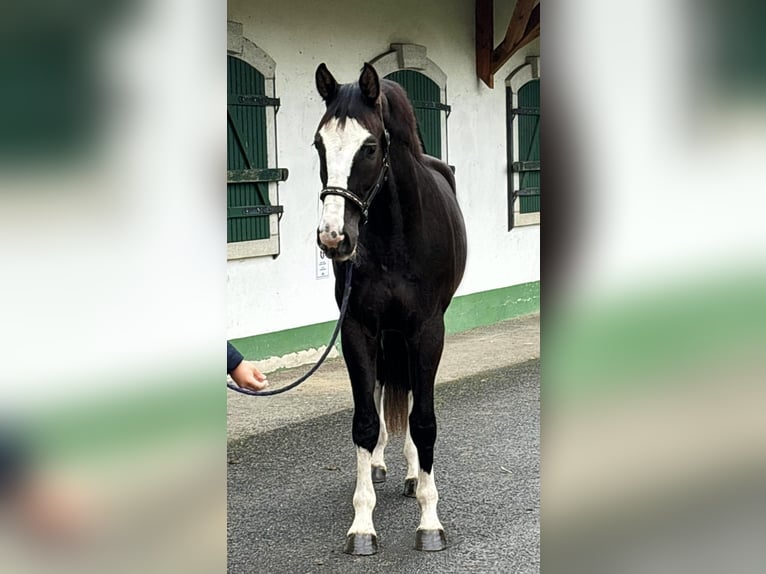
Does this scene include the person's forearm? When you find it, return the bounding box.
[227,341,244,373]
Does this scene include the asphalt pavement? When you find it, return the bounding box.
[227,349,540,573]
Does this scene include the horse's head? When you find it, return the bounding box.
[314,63,388,261]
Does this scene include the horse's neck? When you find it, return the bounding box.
[365,143,424,239]
[386,146,423,215]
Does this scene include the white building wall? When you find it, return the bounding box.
[227,0,540,339]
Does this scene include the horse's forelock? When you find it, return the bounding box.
[320,81,419,156]
[321,84,382,134]
[380,80,423,157]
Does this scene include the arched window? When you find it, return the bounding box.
[227,22,287,259]
[370,44,450,162]
[506,57,540,229]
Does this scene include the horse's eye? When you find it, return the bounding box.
[363,144,377,158]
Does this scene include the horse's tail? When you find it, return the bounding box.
[380,331,410,435]
[384,379,409,435]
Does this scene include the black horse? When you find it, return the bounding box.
[314,63,467,555]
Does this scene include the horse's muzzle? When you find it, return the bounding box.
[318,228,345,250]
[317,230,354,261]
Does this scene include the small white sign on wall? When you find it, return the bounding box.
[316,245,330,279]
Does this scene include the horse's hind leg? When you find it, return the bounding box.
[371,381,388,483]
[403,392,418,497]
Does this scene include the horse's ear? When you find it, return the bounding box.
[315,63,338,103]
[358,63,380,106]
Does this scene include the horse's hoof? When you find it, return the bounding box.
[415,529,447,552]
[403,477,417,497]
[344,533,378,555]
[371,466,387,483]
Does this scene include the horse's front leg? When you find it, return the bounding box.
[342,317,380,556]
[408,315,448,552]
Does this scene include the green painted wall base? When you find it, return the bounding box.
[231,281,539,361]
[444,281,540,334]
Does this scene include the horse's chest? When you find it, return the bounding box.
[355,271,432,328]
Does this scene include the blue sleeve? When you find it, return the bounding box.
[227,341,244,374]
[0,429,27,498]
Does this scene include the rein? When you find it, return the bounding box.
[226,262,353,396]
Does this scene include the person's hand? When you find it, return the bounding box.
[230,360,269,391]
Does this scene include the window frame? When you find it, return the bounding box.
[227,21,283,259]
[506,56,541,230]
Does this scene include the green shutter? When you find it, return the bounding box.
[227,56,286,244]
[385,70,447,159]
[516,80,540,214]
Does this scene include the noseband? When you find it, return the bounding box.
[320,129,390,223]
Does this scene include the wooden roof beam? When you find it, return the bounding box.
[476,0,495,88]
[477,0,541,88]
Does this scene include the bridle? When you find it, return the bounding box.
[319,128,390,223]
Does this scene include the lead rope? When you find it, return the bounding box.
[226,262,353,396]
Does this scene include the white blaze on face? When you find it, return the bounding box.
[317,117,372,248]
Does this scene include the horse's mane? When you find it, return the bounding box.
[380,79,423,159]
[382,80,455,194]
